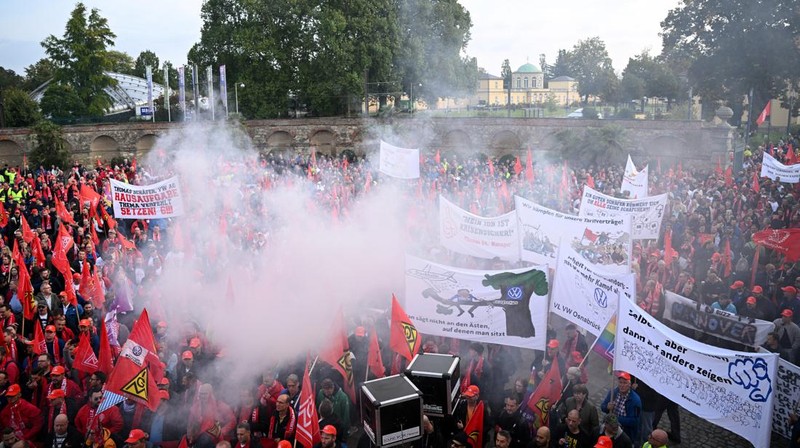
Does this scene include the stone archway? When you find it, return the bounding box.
[135,134,158,160]
[441,130,472,150]
[267,131,294,151]
[0,140,23,166]
[89,135,121,162]
[309,130,337,156]
[491,130,522,152]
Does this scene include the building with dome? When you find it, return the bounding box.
[470,62,579,109]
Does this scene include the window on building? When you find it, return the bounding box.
[533,78,537,88]
[524,78,528,89]
[516,78,521,89]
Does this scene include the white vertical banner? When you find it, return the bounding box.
[177,66,186,120]
[219,65,228,118]
[163,67,171,122]
[616,295,778,448]
[206,66,215,120]
[550,244,634,336]
[145,66,154,122]
[770,356,800,440]
[621,155,648,198]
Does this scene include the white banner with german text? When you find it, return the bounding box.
[515,196,632,274]
[616,295,778,448]
[110,177,184,218]
[404,255,549,350]
[439,196,519,261]
[761,152,800,183]
[663,291,774,347]
[551,245,634,336]
[379,141,420,179]
[578,186,667,240]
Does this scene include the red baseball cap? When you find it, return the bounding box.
[730,280,744,289]
[462,385,480,398]
[47,389,66,399]
[158,389,170,400]
[547,339,560,349]
[354,326,366,337]
[182,350,194,360]
[79,319,92,327]
[321,425,337,436]
[45,325,56,332]
[51,366,66,375]
[125,429,147,443]
[617,372,631,381]
[783,309,794,318]
[5,384,21,397]
[783,286,797,295]
[746,296,757,305]
[278,442,292,448]
[189,337,202,348]
[752,286,763,294]
[594,436,613,448]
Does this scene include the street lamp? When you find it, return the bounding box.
[410,82,421,116]
[235,83,245,115]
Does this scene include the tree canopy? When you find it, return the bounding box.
[189,0,477,118]
[41,2,117,117]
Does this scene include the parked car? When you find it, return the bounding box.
[566,108,603,119]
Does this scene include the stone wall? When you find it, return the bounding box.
[0,117,734,166]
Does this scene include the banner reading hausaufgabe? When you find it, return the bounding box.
[110,177,184,219]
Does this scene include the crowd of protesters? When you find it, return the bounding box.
[1,131,800,448]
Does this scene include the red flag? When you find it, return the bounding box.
[20,215,34,244]
[664,229,678,267]
[788,144,796,165]
[513,157,522,175]
[117,232,136,251]
[104,309,163,410]
[0,202,7,228]
[30,235,46,269]
[319,309,355,402]
[15,242,36,320]
[724,166,732,187]
[753,171,761,194]
[488,159,495,177]
[723,240,732,278]
[583,228,598,243]
[586,174,595,189]
[33,321,47,355]
[463,401,485,448]
[367,325,385,379]
[90,222,100,247]
[752,229,800,261]
[527,360,563,428]
[131,157,137,172]
[697,233,715,246]
[750,246,761,289]
[61,271,77,306]
[525,148,534,182]
[79,261,93,297]
[434,149,441,165]
[55,199,76,225]
[51,224,74,276]
[295,358,321,448]
[98,319,113,375]
[390,294,420,361]
[73,334,100,374]
[756,101,771,126]
[715,157,722,175]
[79,184,102,209]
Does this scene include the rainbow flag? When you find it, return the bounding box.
[592,313,617,363]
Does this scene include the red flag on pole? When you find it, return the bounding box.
[752,171,761,194]
[61,270,78,307]
[104,309,164,410]
[55,199,76,226]
[390,294,420,362]
[463,401,485,448]
[20,215,34,243]
[752,229,800,261]
[513,157,522,175]
[33,321,47,355]
[51,224,74,276]
[15,241,36,320]
[527,360,563,428]
[367,325,385,378]
[756,101,771,126]
[0,202,8,228]
[583,228,599,243]
[434,150,441,165]
[30,236,45,269]
[73,334,100,373]
[98,319,114,375]
[525,148,534,183]
[723,240,732,278]
[664,229,678,267]
[295,358,321,448]
[724,166,732,187]
[715,157,722,175]
[79,184,102,209]
[319,309,356,402]
[788,144,796,165]
[116,232,136,251]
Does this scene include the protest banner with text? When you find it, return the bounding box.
[379,140,420,179]
[551,245,634,337]
[579,186,667,240]
[515,196,631,274]
[616,296,778,448]
[663,291,774,347]
[110,177,184,219]
[761,152,800,183]
[405,255,549,350]
[439,196,519,261]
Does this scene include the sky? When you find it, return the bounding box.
[0,0,679,78]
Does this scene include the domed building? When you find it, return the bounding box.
[470,62,579,109]
[512,62,544,90]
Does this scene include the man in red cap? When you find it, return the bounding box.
[0,384,43,442]
[450,385,491,444]
[235,422,262,448]
[43,388,77,437]
[43,325,65,366]
[74,387,124,439]
[536,339,566,386]
[77,318,100,353]
[125,429,149,448]
[750,285,777,321]
[313,425,337,448]
[729,280,747,304]
[740,296,766,320]
[48,365,82,400]
[600,372,641,443]
[773,309,800,363]
[778,286,800,325]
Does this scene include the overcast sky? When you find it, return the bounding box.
[1,0,679,78]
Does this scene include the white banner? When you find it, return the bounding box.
[439,196,519,261]
[551,245,634,336]
[663,291,774,347]
[617,296,778,448]
[379,140,420,179]
[579,186,668,240]
[770,355,800,440]
[110,177,184,219]
[515,197,632,274]
[621,155,648,199]
[761,152,800,183]
[405,255,549,350]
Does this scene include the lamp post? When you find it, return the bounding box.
[410,82,421,116]
[235,83,245,115]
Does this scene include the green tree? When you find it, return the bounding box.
[134,50,160,79]
[554,125,628,167]
[2,88,41,127]
[107,50,135,75]
[41,2,117,117]
[621,51,684,111]
[22,59,56,92]
[568,37,616,104]
[501,59,512,107]
[29,120,71,169]
[40,83,86,120]
[662,0,800,126]
[551,49,572,78]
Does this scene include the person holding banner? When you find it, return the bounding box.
[600,372,641,444]
[773,309,800,364]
